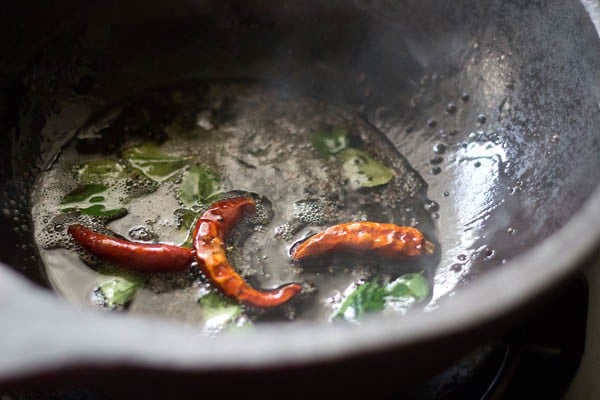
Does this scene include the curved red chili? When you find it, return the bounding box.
[68,224,195,272]
[199,196,257,236]
[193,197,302,308]
[290,222,435,261]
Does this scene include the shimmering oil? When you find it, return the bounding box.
[31,81,440,334]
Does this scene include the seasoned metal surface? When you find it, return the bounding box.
[0,0,599,393]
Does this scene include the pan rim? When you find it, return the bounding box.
[0,180,598,384]
[1,0,600,387]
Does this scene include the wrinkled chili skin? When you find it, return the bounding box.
[199,196,256,236]
[290,222,434,261]
[68,224,195,272]
[193,197,302,308]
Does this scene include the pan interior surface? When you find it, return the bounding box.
[0,0,599,383]
[30,79,440,328]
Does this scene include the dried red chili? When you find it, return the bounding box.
[193,197,302,308]
[290,222,435,261]
[68,224,195,272]
[68,196,302,307]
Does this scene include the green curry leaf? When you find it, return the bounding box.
[179,164,222,207]
[334,282,386,321]
[198,291,245,331]
[334,272,431,322]
[61,184,107,203]
[123,142,190,182]
[76,159,127,184]
[99,276,143,308]
[385,272,430,300]
[199,291,241,316]
[312,128,350,157]
[173,208,200,248]
[61,184,127,219]
[174,208,198,231]
[62,204,127,219]
[338,148,394,190]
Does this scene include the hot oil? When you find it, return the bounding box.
[31,81,440,331]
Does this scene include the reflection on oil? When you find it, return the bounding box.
[373,42,518,308]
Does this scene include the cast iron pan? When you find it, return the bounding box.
[0,0,599,397]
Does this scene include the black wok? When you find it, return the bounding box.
[0,0,599,397]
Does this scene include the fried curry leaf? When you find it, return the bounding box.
[61,184,106,203]
[123,142,190,182]
[334,272,430,322]
[179,164,222,207]
[99,276,143,308]
[174,208,198,231]
[312,128,350,157]
[61,184,127,219]
[76,159,127,184]
[198,291,246,331]
[338,148,393,190]
[199,291,241,317]
[173,208,198,248]
[334,282,386,321]
[385,272,430,300]
[63,204,127,219]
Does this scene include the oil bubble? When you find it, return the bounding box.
[446,102,457,114]
[293,199,334,226]
[274,223,297,241]
[450,263,463,272]
[509,185,522,195]
[424,200,439,213]
[433,143,446,154]
[129,226,155,241]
